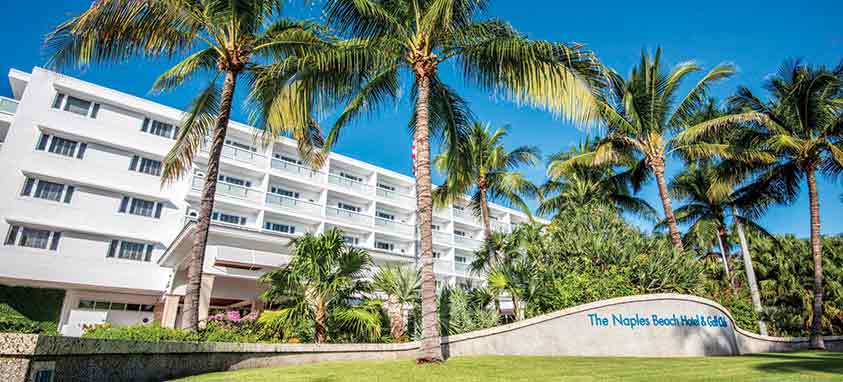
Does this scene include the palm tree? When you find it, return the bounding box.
[319,0,604,362]
[434,122,540,262]
[260,229,374,343]
[715,61,843,348]
[541,137,657,220]
[372,264,421,342]
[46,0,331,329]
[553,49,738,251]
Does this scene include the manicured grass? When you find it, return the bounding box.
[177,351,843,381]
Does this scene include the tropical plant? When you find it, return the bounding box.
[46,0,331,329]
[259,229,375,343]
[552,49,738,251]
[319,0,604,362]
[487,256,537,321]
[542,137,656,220]
[372,264,421,342]
[712,61,843,348]
[434,122,540,262]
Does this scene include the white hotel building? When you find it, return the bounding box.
[0,67,534,336]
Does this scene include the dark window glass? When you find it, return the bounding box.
[18,228,51,249]
[129,198,156,217]
[63,96,92,116]
[33,180,65,201]
[138,158,162,176]
[48,137,78,157]
[118,241,148,261]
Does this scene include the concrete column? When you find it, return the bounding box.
[160,295,180,328]
[197,274,215,326]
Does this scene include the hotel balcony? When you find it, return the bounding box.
[375,187,415,208]
[0,96,17,115]
[201,139,267,169]
[264,193,322,217]
[433,260,454,274]
[453,208,480,226]
[432,231,453,244]
[325,206,373,227]
[491,221,511,233]
[454,262,472,276]
[374,217,414,236]
[328,173,372,194]
[454,235,483,251]
[192,176,263,205]
[270,158,325,183]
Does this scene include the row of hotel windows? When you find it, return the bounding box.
[36,133,163,176]
[21,177,165,219]
[3,226,155,262]
[50,92,417,195]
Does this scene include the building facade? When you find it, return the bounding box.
[0,68,535,336]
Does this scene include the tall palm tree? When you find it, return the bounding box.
[715,61,843,348]
[434,122,540,262]
[318,0,604,362]
[46,0,331,329]
[553,49,737,251]
[372,264,421,342]
[541,137,657,220]
[260,229,374,343]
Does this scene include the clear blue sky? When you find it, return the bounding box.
[1,1,840,237]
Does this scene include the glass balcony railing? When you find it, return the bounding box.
[432,231,452,244]
[491,221,511,233]
[265,193,322,216]
[434,260,454,274]
[454,262,471,275]
[270,158,324,183]
[0,97,18,115]
[374,217,414,236]
[433,208,451,219]
[325,206,373,227]
[328,174,372,193]
[202,139,266,167]
[192,176,263,204]
[454,235,483,250]
[376,187,414,205]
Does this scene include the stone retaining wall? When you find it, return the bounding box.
[1,294,840,381]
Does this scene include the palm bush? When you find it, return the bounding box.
[372,265,421,342]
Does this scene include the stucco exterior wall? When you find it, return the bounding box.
[2,294,841,382]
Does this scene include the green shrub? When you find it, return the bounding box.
[0,285,64,335]
[82,323,202,342]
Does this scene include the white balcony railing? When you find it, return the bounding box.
[265,193,322,216]
[454,235,483,250]
[491,221,511,233]
[374,217,414,236]
[454,262,471,275]
[433,208,451,219]
[376,187,415,205]
[453,208,480,225]
[328,174,372,193]
[270,158,324,183]
[203,138,267,167]
[0,96,18,115]
[325,206,373,227]
[434,260,454,274]
[432,231,452,244]
[192,176,263,204]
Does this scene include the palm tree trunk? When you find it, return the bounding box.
[806,169,825,349]
[314,304,328,344]
[387,295,405,341]
[716,225,733,289]
[733,209,768,336]
[478,185,496,265]
[182,70,238,329]
[412,68,443,363]
[652,158,684,251]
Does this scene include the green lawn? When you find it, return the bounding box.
[176,351,843,381]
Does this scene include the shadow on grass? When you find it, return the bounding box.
[751,352,843,375]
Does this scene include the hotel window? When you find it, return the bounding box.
[453,205,465,211]
[141,118,176,139]
[5,226,61,251]
[264,221,296,234]
[77,299,154,312]
[377,183,396,191]
[225,139,256,152]
[338,202,361,213]
[375,241,395,251]
[431,224,441,231]
[107,240,154,262]
[218,174,251,188]
[129,156,162,176]
[339,172,363,183]
[455,256,467,264]
[270,186,299,199]
[274,154,302,164]
[211,211,247,225]
[36,134,87,159]
[376,211,395,220]
[119,196,163,218]
[343,236,360,246]
[454,230,467,237]
[432,251,442,259]
[52,93,100,118]
[21,178,75,203]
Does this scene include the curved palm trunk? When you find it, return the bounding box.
[716,225,734,289]
[182,70,238,329]
[652,159,684,251]
[478,185,496,265]
[387,295,405,341]
[806,170,825,349]
[413,69,443,363]
[733,209,768,336]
